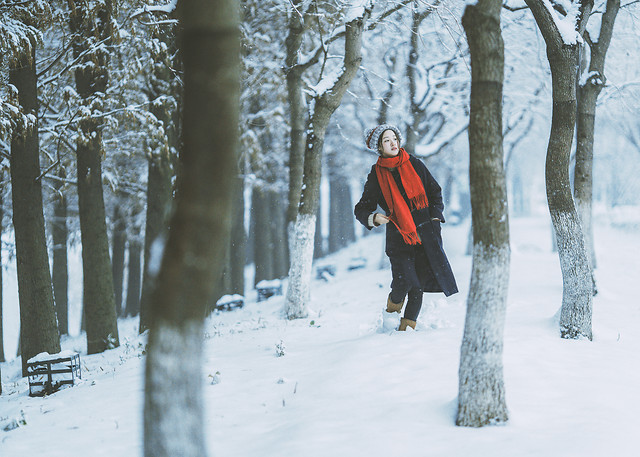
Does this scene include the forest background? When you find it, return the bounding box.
[0,0,639,414]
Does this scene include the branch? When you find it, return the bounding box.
[524,0,593,48]
[414,123,468,159]
[36,39,75,79]
[295,0,412,72]
[503,1,529,11]
[0,0,31,9]
[38,35,111,88]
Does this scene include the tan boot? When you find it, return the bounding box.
[398,317,416,331]
[386,295,404,313]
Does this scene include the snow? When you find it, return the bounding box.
[345,0,372,23]
[2,214,640,456]
[27,350,78,364]
[256,279,282,289]
[542,0,583,45]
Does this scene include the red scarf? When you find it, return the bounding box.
[375,149,428,245]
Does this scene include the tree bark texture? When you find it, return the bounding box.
[143,0,240,455]
[52,175,69,335]
[271,189,289,279]
[9,49,61,376]
[457,0,509,428]
[328,171,355,254]
[111,203,127,315]
[229,173,246,295]
[68,0,120,353]
[575,0,620,294]
[525,0,594,340]
[0,175,4,362]
[124,240,142,317]
[139,21,178,334]
[404,2,440,152]
[139,146,173,332]
[285,7,371,319]
[285,0,307,238]
[252,186,273,285]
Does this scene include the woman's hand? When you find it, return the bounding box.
[373,213,390,226]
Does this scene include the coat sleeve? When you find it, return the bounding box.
[354,166,382,230]
[411,156,445,223]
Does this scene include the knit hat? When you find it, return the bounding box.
[364,124,403,153]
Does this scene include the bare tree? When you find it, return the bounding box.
[457,0,509,427]
[575,0,621,294]
[143,0,240,456]
[285,2,374,319]
[524,0,594,340]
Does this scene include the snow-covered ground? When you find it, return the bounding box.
[1,213,639,456]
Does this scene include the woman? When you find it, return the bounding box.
[354,124,458,331]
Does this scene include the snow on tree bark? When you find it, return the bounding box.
[10,48,61,376]
[574,0,620,295]
[68,0,120,354]
[285,0,307,240]
[525,0,594,340]
[143,0,240,455]
[457,0,509,427]
[285,213,315,319]
[284,4,373,319]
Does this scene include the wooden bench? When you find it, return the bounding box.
[256,280,283,302]
[215,294,245,311]
[316,264,337,281]
[27,352,81,397]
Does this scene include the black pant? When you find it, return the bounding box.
[390,286,423,321]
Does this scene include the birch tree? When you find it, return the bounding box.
[524,0,594,340]
[457,0,509,427]
[575,0,620,294]
[143,0,240,455]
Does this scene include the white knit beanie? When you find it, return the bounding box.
[363,124,403,153]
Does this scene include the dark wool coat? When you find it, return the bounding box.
[354,153,458,297]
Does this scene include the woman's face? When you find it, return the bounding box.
[380,130,399,157]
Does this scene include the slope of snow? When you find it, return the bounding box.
[1,214,639,456]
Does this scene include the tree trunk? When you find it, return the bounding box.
[229,173,246,295]
[124,240,142,317]
[10,49,61,376]
[271,189,289,279]
[574,0,620,296]
[405,6,422,153]
[69,0,120,353]
[329,169,355,254]
[143,0,239,455]
[52,174,69,335]
[404,2,441,153]
[285,7,372,319]
[457,0,509,427]
[111,203,127,316]
[285,0,307,252]
[525,0,594,340]
[139,20,177,334]
[0,174,4,362]
[314,201,323,259]
[252,186,273,285]
[139,146,173,332]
